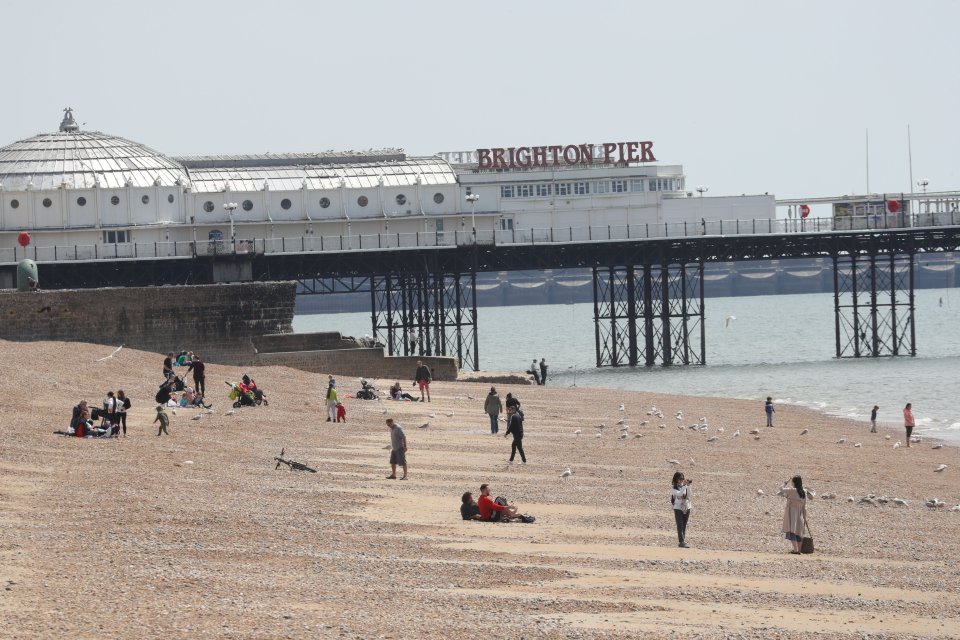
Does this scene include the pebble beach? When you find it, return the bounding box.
[1,340,959,639]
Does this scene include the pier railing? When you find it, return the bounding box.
[3,212,958,264]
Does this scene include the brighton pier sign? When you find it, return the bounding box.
[437,141,656,170]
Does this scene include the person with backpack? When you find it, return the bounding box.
[504,404,526,464]
[477,484,519,521]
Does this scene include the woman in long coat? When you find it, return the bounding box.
[781,475,809,554]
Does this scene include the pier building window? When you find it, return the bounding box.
[594,181,609,194]
[319,197,331,208]
[433,193,444,204]
[396,194,407,205]
[281,198,292,210]
[517,184,534,197]
[242,200,253,211]
[103,230,128,243]
[168,194,175,203]
[611,180,627,193]
[42,198,52,207]
[111,195,121,205]
[77,197,87,206]
[574,182,589,195]
[9,199,19,208]
[500,185,514,198]
[648,179,659,192]
[203,200,214,212]
[536,184,552,197]
[358,196,369,207]
[555,183,571,196]
[630,179,645,192]
[141,195,150,205]
[500,217,514,230]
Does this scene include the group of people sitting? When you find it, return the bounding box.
[228,374,268,406]
[460,484,534,523]
[63,391,131,438]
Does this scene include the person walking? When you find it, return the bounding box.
[414,360,432,402]
[154,405,170,436]
[903,403,915,447]
[505,392,520,412]
[504,404,526,464]
[484,386,503,435]
[781,475,809,554]
[528,359,541,385]
[116,390,130,437]
[765,397,775,427]
[671,472,693,548]
[539,358,548,386]
[325,381,338,422]
[385,418,408,480]
[870,405,879,433]
[187,355,206,397]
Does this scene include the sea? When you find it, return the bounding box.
[293,287,960,444]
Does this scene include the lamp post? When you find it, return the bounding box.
[695,186,708,197]
[223,202,238,250]
[917,179,929,194]
[465,193,479,243]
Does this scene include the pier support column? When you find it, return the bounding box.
[594,261,704,367]
[832,251,915,358]
[371,272,478,370]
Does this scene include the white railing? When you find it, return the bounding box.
[2,212,958,265]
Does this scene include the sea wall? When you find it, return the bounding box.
[255,348,458,381]
[0,282,297,365]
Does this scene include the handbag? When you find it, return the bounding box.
[800,522,814,554]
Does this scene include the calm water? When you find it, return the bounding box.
[293,288,960,443]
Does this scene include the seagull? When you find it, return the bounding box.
[595,432,602,438]
[619,433,628,440]
[639,420,648,426]
[560,468,573,479]
[418,422,430,429]
[383,444,392,450]
[893,441,901,449]
[466,394,475,400]
[925,498,945,508]
[634,434,643,439]
[821,492,837,499]
[951,505,960,512]
[847,496,855,502]
[191,414,202,421]
[616,419,625,425]
[429,413,436,418]
[597,423,606,429]
[171,409,176,415]
[659,423,666,429]
[799,429,809,436]
[205,409,214,415]
[853,443,862,448]
[756,489,765,496]
[733,430,740,438]
[836,437,846,444]
[96,345,124,362]
[893,498,908,506]
[749,428,760,435]
[724,315,736,328]
[224,409,235,416]
[932,444,943,449]
[667,459,680,465]
[716,427,724,433]
[574,428,582,436]
[446,411,455,417]
[619,404,625,412]
[707,436,718,442]
[934,464,948,472]
[381,408,388,414]
[884,434,891,440]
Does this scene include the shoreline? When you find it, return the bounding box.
[2,340,959,638]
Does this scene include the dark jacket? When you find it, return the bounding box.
[415,365,431,383]
[505,395,521,411]
[505,412,524,439]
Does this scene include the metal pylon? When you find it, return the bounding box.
[371,272,478,370]
[832,252,915,358]
[593,262,704,367]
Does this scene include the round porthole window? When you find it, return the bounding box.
[167,194,175,204]
[242,200,253,211]
[433,192,444,204]
[42,198,53,208]
[396,194,407,205]
[281,198,292,210]
[111,195,121,206]
[203,201,214,213]
[357,196,369,207]
[10,199,19,209]
[319,197,331,208]
[77,196,87,206]
[141,195,150,205]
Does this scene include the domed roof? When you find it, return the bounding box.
[0,108,189,191]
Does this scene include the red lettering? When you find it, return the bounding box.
[477,149,492,169]
[639,141,656,162]
[602,143,617,163]
[491,148,506,169]
[515,147,531,168]
[578,144,593,164]
[625,141,640,163]
[531,146,547,167]
[507,147,516,168]
[562,145,580,165]
[617,142,627,163]
[548,145,563,166]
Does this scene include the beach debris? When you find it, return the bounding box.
[859,496,877,506]
[171,409,176,415]
[754,435,761,440]
[932,444,943,449]
[597,423,606,429]
[381,408,388,414]
[616,419,625,425]
[446,411,455,417]
[699,416,707,423]
[756,489,765,496]
[885,434,891,440]
[647,410,654,416]
[274,448,317,473]
[639,420,649,426]
[183,460,193,465]
[799,428,809,435]
[893,441,901,449]
[733,430,741,438]
[836,437,846,444]
[96,344,124,362]
[418,422,430,429]
[910,436,922,443]
[707,436,718,443]
[595,432,602,438]
[934,464,948,472]
[466,394,475,400]
[893,498,908,506]
[749,428,760,435]
[224,409,235,416]
[659,423,666,429]
[951,505,960,512]
[717,427,724,433]
[634,434,643,439]
[925,498,946,508]
[847,496,856,502]
[191,414,202,421]
[853,442,862,448]
[667,459,681,466]
[619,404,625,412]
[574,429,582,436]
[618,433,628,440]
[688,459,695,465]
[204,409,214,415]
[875,496,889,504]
[821,492,837,499]
[429,413,436,418]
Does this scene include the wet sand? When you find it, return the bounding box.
[1,340,958,639]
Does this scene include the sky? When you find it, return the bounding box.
[1,0,957,201]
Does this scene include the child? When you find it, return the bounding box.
[154,404,170,436]
[765,397,775,427]
[336,402,347,423]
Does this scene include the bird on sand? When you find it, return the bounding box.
[619,404,625,412]
[466,394,475,400]
[666,459,680,465]
[574,429,582,436]
[756,489,765,496]
[707,436,718,442]
[733,430,740,438]
[799,428,809,435]
[853,443,862,448]
[429,413,436,418]
[446,411,455,417]
[191,414,202,421]
[224,409,235,416]
[616,419,625,425]
[595,432,602,438]
[749,428,760,435]
[836,437,846,444]
[893,441,901,449]
[560,468,573,479]
[932,444,943,449]
[934,464,948,472]
[418,422,430,429]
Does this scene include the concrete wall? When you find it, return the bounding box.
[254,348,458,381]
[253,332,362,353]
[0,281,296,365]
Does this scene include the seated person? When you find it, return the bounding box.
[460,492,483,520]
[390,382,417,402]
[241,374,267,404]
[476,483,519,522]
[71,401,92,438]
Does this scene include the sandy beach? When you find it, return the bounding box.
[1,339,959,639]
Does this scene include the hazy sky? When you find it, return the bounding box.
[2,0,957,200]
